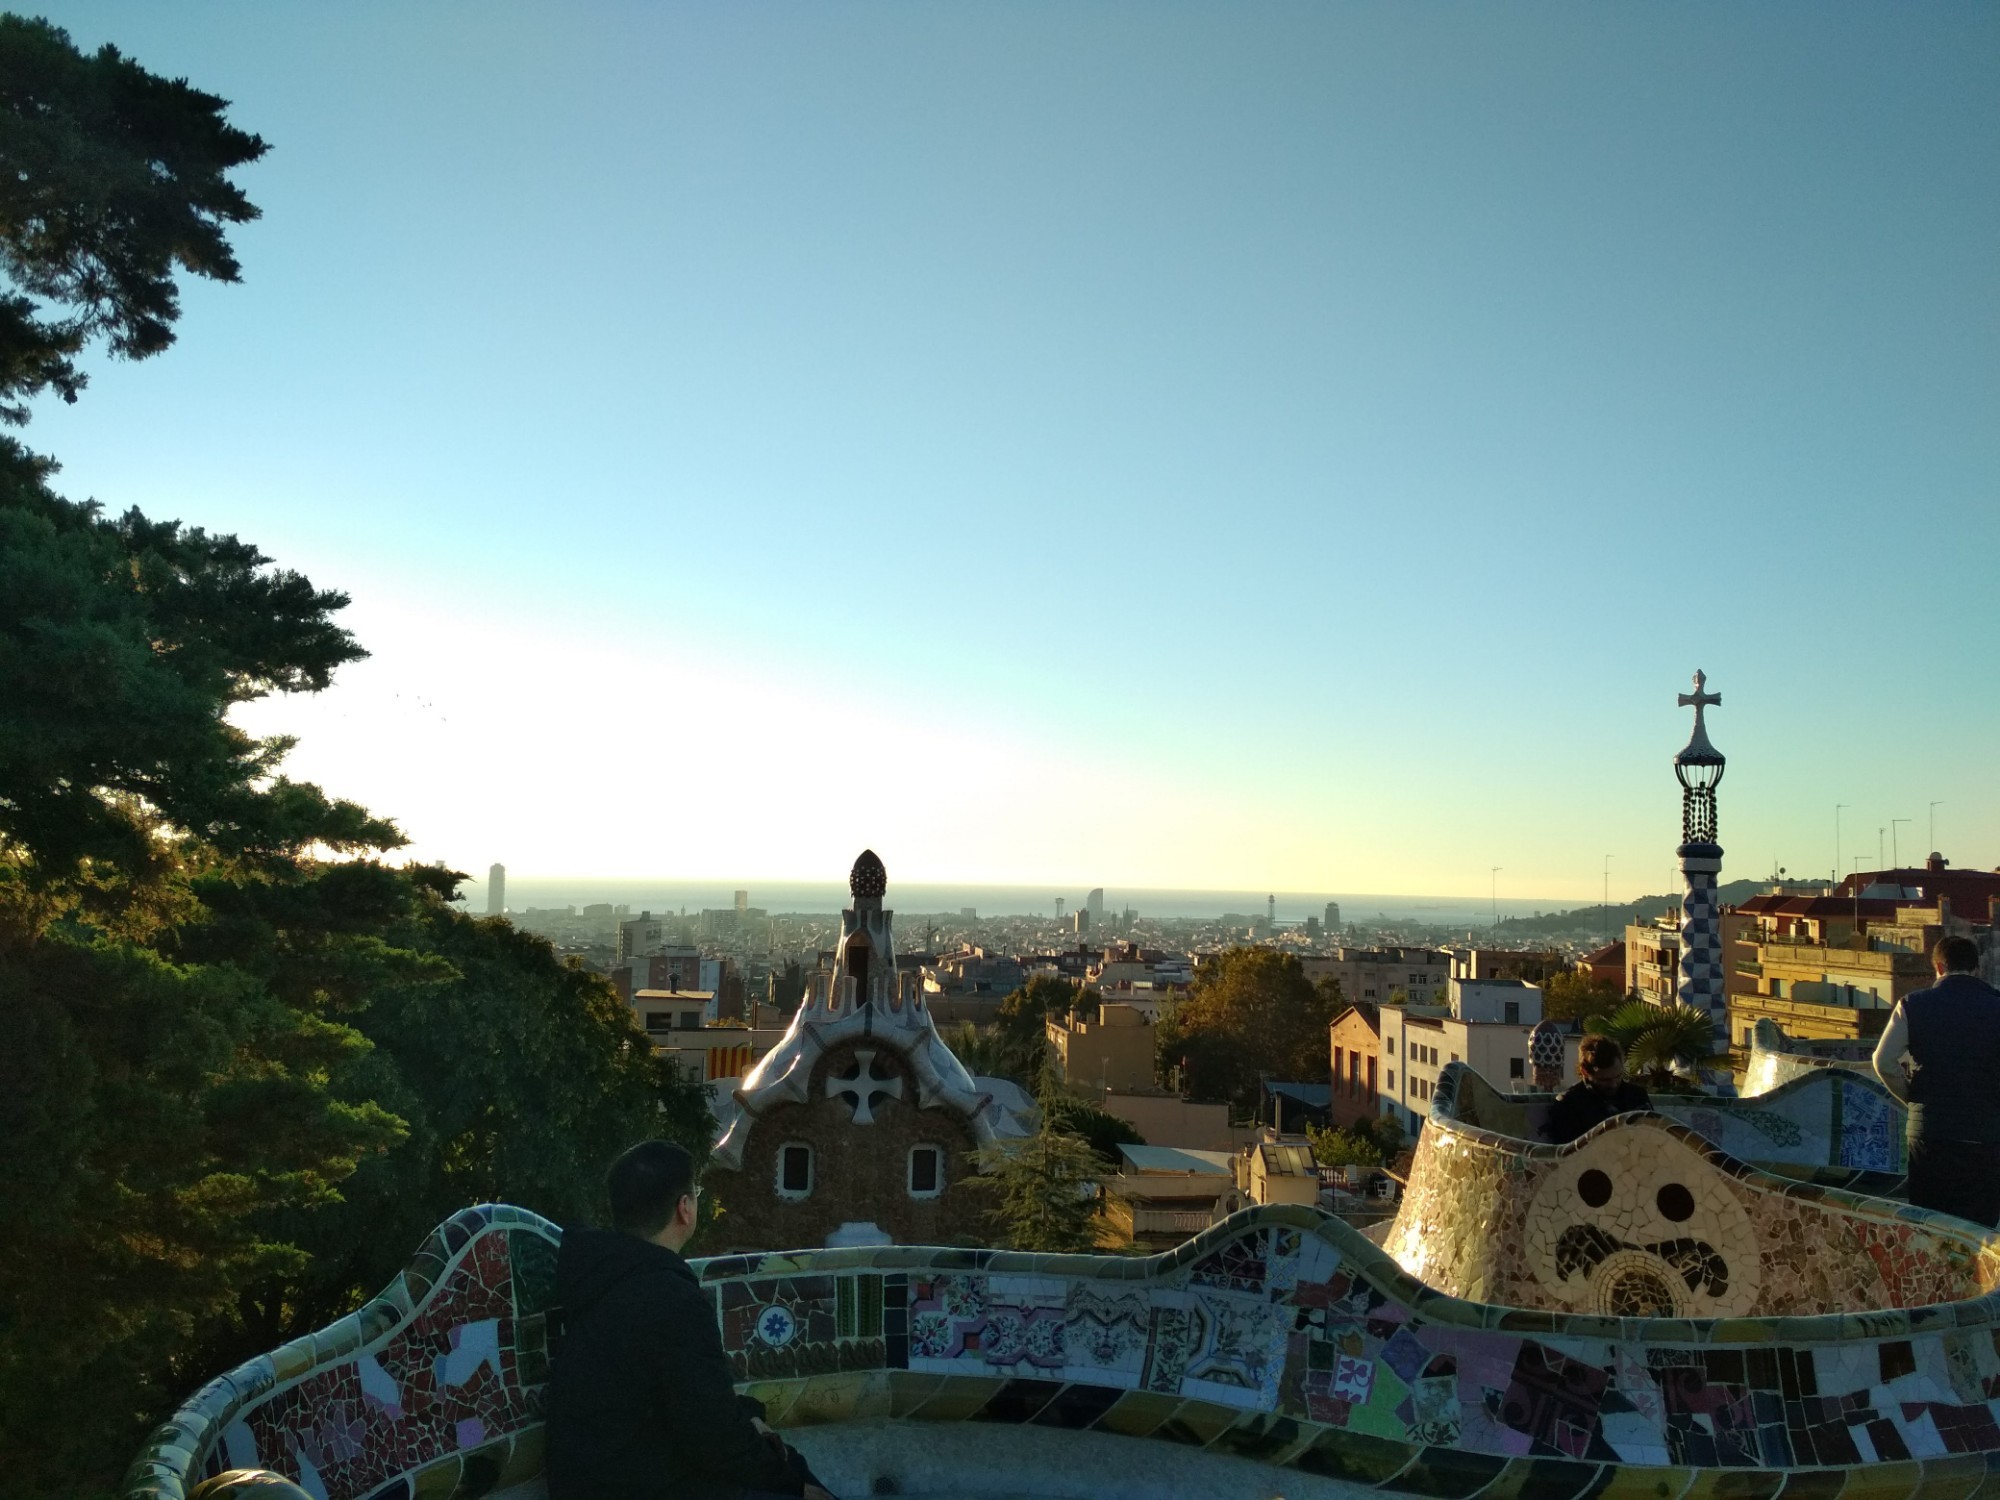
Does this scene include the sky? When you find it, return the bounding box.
[22,2,2000,902]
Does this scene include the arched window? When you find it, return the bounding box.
[907,1145,943,1199]
[777,1142,814,1200]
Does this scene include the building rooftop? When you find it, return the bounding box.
[1116,1144,1233,1176]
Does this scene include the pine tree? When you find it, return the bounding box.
[969,1056,1105,1252]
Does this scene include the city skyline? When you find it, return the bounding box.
[23,3,1999,898]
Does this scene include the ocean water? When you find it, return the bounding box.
[471,876,1562,927]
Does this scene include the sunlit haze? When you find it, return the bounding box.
[27,3,2000,904]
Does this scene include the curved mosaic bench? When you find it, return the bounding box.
[1444,1054,1907,1192]
[1743,1018,1886,1099]
[130,1180,2000,1500]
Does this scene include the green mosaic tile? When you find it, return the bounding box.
[1477,1457,1610,1500]
[886,1371,944,1418]
[1913,1454,1991,1500]
[1288,1426,1414,1486]
[904,1374,1008,1423]
[1583,1466,1698,1499]
[1090,1390,1183,1439]
[1377,1444,1510,1498]
[1151,1398,1239,1449]
[409,1455,462,1500]
[1766,1470,1845,1499]
[1676,1470,1787,1500]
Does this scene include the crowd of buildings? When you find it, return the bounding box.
[475,676,1997,1256]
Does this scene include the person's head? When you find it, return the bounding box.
[1578,1034,1626,1093]
[1933,936,1981,977]
[608,1140,699,1251]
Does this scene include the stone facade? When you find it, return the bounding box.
[706,1038,989,1253]
[707,850,1035,1254]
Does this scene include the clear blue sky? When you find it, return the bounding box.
[24,3,2000,899]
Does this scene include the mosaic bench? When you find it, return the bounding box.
[1445,1055,1908,1192]
[130,1183,2000,1500]
[1742,1018,1886,1099]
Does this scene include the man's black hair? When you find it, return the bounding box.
[608,1139,694,1238]
[1934,935,1982,975]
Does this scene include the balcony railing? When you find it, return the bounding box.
[1131,1207,1216,1237]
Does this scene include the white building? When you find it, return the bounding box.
[1375,978,1560,1137]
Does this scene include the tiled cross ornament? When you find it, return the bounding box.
[828,1048,903,1124]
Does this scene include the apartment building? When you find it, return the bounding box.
[1376,978,1548,1137]
[1301,946,1452,1006]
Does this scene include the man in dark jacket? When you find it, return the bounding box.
[1542,1034,1651,1144]
[545,1140,835,1500]
[1872,935,2000,1226]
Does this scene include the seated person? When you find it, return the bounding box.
[1542,1034,1651,1144]
[546,1140,837,1500]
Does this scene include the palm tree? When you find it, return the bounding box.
[1583,1001,1721,1090]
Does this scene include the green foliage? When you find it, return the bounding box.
[0,438,389,877]
[0,16,267,422]
[983,973,1089,1084]
[1305,1122,1383,1172]
[1042,1094,1145,1166]
[1156,948,1336,1110]
[0,27,711,1490]
[940,1019,1017,1081]
[1583,1001,1722,1089]
[1540,968,1624,1023]
[968,1125,1105,1253]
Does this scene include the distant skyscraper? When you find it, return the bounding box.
[1671,670,1726,1025]
[734,889,749,914]
[1055,897,1065,923]
[1325,901,1341,930]
[1087,888,1104,922]
[487,863,506,916]
[1267,893,1276,928]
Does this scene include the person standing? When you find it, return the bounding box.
[545,1140,838,1500]
[1873,936,2000,1227]
[1542,1034,1652,1144]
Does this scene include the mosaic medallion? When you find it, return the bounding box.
[755,1304,797,1348]
[1523,1124,1760,1316]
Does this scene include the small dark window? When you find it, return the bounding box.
[778,1144,813,1197]
[1509,1057,1526,1079]
[1504,1001,1520,1024]
[909,1146,942,1196]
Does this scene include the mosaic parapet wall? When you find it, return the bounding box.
[1391,1064,1975,1322]
[1446,1060,1908,1186]
[123,1203,558,1500]
[132,1193,2000,1500]
[1743,1017,1886,1099]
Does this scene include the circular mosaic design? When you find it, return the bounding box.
[1591,1249,1686,1318]
[755,1304,797,1348]
[1523,1124,1759,1317]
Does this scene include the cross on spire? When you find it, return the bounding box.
[1678,668,1719,728]
[1675,668,1723,766]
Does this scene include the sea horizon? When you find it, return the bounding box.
[464,876,1660,927]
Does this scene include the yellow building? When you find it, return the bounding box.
[1046,1001,1155,1092]
[1724,895,1945,1046]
